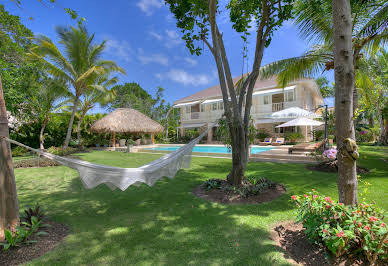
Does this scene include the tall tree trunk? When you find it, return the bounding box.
[376,97,387,144]
[0,76,19,241]
[332,0,358,206]
[227,125,248,186]
[39,117,49,150]
[76,110,87,146]
[64,94,80,148]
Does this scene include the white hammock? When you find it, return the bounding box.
[4,130,208,191]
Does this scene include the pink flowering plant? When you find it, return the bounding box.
[291,190,388,264]
[322,148,337,161]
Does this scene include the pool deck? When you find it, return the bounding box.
[125,144,316,164]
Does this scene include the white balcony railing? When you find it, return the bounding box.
[272,102,284,112]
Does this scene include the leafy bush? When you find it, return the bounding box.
[202,179,222,190]
[285,132,304,142]
[11,146,28,157]
[256,130,270,141]
[292,190,388,264]
[356,129,375,143]
[314,130,324,141]
[21,203,45,228]
[46,146,89,156]
[127,139,135,145]
[13,157,60,168]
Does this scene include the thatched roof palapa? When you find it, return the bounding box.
[91,108,163,134]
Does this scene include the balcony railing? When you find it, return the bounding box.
[272,102,284,112]
[191,112,200,119]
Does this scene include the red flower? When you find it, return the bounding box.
[339,203,343,206]
[336,231,344,237]
[323,229,328,233]
[381,223,386,228]
[369,216,378,222]
[364,225,370,230]
[291,195,297,200]
[326,205,330,209]
[353,220,357,225]
[358,222,362,227]
[324,197,331,202]
[304,194,308,198]
[313,195,318,199]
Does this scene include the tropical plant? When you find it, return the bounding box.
[27,25,125,148]
[75,75,118,145]
[356,49,388,144]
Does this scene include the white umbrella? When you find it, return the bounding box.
[276,117,323,127]
[271,107,320,119]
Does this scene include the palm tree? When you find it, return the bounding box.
[75,75,118,145]
[30,78,70,149]
[260,0,387,99]
[356,49,388,144]
[28,25,125,148]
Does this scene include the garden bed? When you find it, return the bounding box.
[192,178,286,204]
[306,162,369,174]
[13,155,82,168]
[0,221,69,266]
[272,221,386,266]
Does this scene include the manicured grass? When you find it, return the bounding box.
[12,146,387,265]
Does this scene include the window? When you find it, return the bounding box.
[200,104,205,112]
[218,102,223,110]
[263,95,270,105]
[274,124,284,133]
[185,106,191,113]
[285,90,295,102]
[212,103,218,111]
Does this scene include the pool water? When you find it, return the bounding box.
[145,145,272,154]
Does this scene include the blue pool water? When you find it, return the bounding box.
[145,145,272,154]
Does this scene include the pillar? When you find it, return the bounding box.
[207,127,213,143]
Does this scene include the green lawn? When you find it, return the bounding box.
[13,146,388,265]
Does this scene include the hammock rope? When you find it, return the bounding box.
[2,129,209,191]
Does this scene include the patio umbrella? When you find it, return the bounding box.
[276,117,323,142]
[91,108,163,147]
[271,107,320,119]
[275,117,323,127]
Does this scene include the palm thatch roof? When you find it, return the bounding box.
[91,108,163,134]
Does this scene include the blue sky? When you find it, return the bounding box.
[5,0,334,111]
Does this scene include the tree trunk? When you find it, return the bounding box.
[332,0,358,206]
[76,110,87,146]
[227,125,248,186]
[64,94,80,148]
[39,117,49,150]
[0,76,19,241]
[376,98,387,144]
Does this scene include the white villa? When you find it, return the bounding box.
[173,76,324,143]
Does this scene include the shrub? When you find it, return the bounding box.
[11,146,28,157]
[285,132,304,142]
[202,179,222,190]
[314,130,324,141]
[256,130,270,140]
[292,190,388,264]
[47,146,77,156]
[21,203,45,228]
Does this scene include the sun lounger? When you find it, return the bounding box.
[271,138,285,146]
[288,141,324,154]
[259,138,272,146]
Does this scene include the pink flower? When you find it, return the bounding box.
[304,194,308,198]
[324,196,331,202]
[339,203,343,206]
[313,195,318,199]
[353,220,357,225]
[358,222,362,227]
[336,231,344,237]
[323,229,328,233]
[369,216,378,222]
[381,223,386,228]
[364,225,370,230]
[326,205,330,209]
[291,195,297,200]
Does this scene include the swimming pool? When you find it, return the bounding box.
[144,145,272,154]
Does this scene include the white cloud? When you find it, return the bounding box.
[184,57,198,66]
[248,17,257,32]
[165,29,183,48]
[138,49,169,66]
[156,69,214,86]
[149,31,163,40]
[137,0,164,16]
[105,38,132,62]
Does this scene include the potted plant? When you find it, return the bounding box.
[126,139,135,153]
[328,135,335,145]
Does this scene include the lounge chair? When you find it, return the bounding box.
[288,141,324,154]
[259,138,272,146]
[271,137,285,146]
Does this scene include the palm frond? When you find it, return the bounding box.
[356,2,388,39]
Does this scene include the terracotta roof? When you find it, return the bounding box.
[174,75,292,105]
